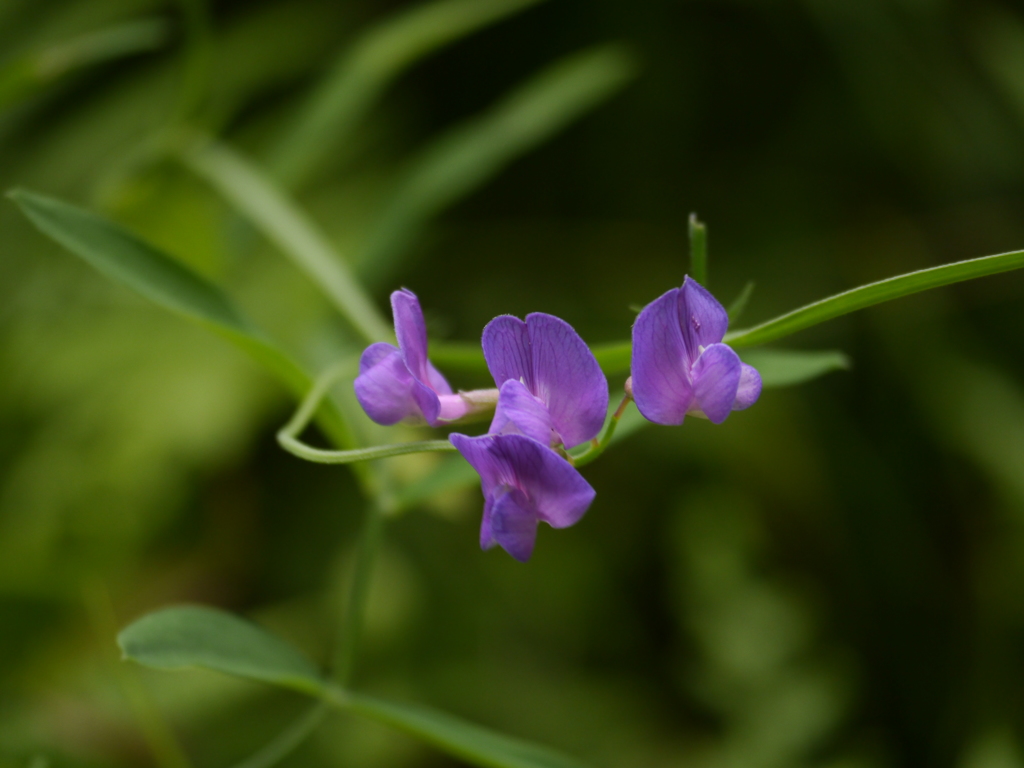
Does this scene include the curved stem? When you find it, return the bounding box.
[572,393,632,468]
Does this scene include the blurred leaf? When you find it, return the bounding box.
[356,43,637,286]
[9,188,306,392]
[727,281,755,324]
[740,349,850,388]
[688,213,707,286]
[0,17,169,112]
[120,605,591,768]
[394,453,478,511]
[8,188,357,449]
[230,704,329,768]
[345,693,589,768]
[181,137,392,344]
[726,247,1024,347]
[118,606,326,696]
[269,0,549,189]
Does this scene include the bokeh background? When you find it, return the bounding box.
[4,1,1024,767]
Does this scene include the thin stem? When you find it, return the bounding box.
[689,213,707,286]
[334,503,386,685]
[276,362,457,466]
[279,436,458,465]
[82,579,193,768]
[572,393,632,468]
[229,704,329,768]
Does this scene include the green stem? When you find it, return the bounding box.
[572,393,632,467]
[689,213,707,286]
[334,503,385,685]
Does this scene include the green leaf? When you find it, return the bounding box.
[0,18,169,112]
[119,605,592,768]
[726,248,1024,347]
[118,606,326,697]
[357,44,637,286]
[739,348,850,388]
[180,138,392,344]
[342,693,589,768]
[268,0,549,189]
[430,339,634,378]
[726,281,755,324]
[7,188,357,450]
[688,213,707,287]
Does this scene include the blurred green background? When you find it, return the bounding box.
[4,0,1024,766]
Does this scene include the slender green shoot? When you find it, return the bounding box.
[727,281,755,323]
[277,362,457,465]
[689,213,707,286]
[334,504,385,684]
[229,704,329,768]
[726,247,1024,347]
[572,393,633,467]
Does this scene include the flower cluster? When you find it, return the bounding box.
[355,277,761,561]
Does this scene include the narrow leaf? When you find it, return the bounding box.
[726,248,1024,347]
[181,138,392,344]
[739,348,850,388]
[342,692,589,768]
[357,44,637,286]
[8,188,357,449]
[269,0,548,189]
[229,704,328,768]
[118,606,326,696]
[0,18,169,112]
[727,281,755,323]
[688,213,707,286]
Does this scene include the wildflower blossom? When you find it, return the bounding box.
[451,312,606,561]
[481,313,608,448]
[449,433,595,562]
[630,276,761,425]
[355,289,496,426]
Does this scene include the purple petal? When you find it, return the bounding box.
[489,486,539,562]
[449,433,596,541]
[526,313,608,448]
[354,343,420,425]
[425,361,453,396]
[630,288,694,425]
[392,289,431,383]
[678,277,729,359]
[733,362,762,411]
[482,315,534,391]
[691,343,742,424]
[490,379,555,445]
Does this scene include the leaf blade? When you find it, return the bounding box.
[357,44,637,286]
[740,348,850,388]
[726,248,1024,347]
[118,606,326,697]
[268,0,549,189]
[342,692,590,768]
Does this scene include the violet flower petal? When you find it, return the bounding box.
[482,315,534,392]
[691,343,742,424]
[678,277,729,359]
[527,313,608,448]
[490,379,555,445]
[449,433,596,560]
[733,363,763,411]
[354,343,420,425]
[392,289,431,382]
[630,288,694,425]
[489,486,539,562]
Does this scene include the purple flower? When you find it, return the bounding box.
[630,276,762,425]
[355,289,493,426]
[449,433,595,562]
[482,313,608,449]
[451,312,606,561]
